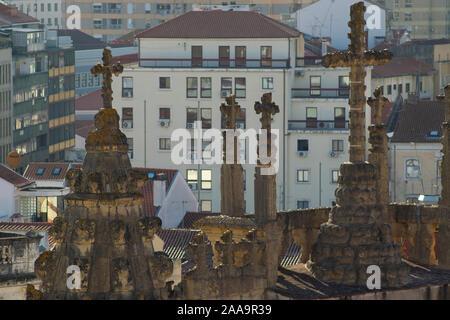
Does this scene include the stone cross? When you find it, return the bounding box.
[91,48,124,109]
[321,2,392,162]
[254,93,279,160]
[220,94,241,130]
[368,86,390,125]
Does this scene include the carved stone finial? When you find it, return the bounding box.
[254,92,279,130]
[220,94,241,130]
[368,86,390,125]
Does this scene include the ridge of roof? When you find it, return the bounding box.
[0,163,33,187]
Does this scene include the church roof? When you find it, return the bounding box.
[136,10,301,39]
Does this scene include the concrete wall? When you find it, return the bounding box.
[0,178,16,219]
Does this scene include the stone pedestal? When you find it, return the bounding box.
[307,162,409,287]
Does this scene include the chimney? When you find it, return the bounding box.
[7,5,19,17]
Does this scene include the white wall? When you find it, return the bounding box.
[157,173,198,228]
[295,0,386,50]
[0,178,16,219]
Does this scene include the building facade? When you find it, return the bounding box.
[0,35,13,165]
[60,0,317,43]
[111,10,372,212]
[5,0,63,28]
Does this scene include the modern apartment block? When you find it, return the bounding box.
[0,4,49,172]
[0,34,13,165]
[5,0,63,28]
[60,0,317,43]
[379,0,450,39]
[111,10,372,213]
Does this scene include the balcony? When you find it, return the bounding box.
[139,58,290,68]
[13,72,48,91]
[13,97,47,117]
[13,123,48,144]
[296,56,324,67]
[288,120,349,131]
[292,88,349,99]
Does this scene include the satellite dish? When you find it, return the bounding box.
[6,151,21,169]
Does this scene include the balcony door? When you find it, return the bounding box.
[235,46,246,67]
[334,107,346,128]
[261,46,272,67]
[219,46,230,67]
[192,46,202,67]
[306,107,317,128]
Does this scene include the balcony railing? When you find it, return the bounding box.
[292,88,349,99]
[288,120,349,131]
[296,56,324,67]
[139,58,290,68]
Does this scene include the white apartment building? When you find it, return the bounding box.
[111,10,372,213]
[6,0,62,28]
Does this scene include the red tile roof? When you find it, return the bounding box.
[372,57,435,78]
[75,89,102,111]
[178,211,221,228]
[136,10,301,39]
[111,53,138,65]
[0,4,39,25]
[134,168,178,217]
[370,101,394,124]
[156,228,198,260]
[0,163,33,187]
[280,241,301,267]
[391,100,445,143]
[0,222,55,249]
[23,162,71,181]
[75,120,95,138]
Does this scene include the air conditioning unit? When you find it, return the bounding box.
[159,119,170,127]
[295,70,304,77]
[297,151,308,157]
[187,122,195,129]
[122,120,133,129]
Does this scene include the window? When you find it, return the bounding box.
[159,77,171,89]
[221,108,246,129]
[187,77,198,98]
[159,138,171,150]
[235,77,246,98]
[221,77,232,97]
[261,46,272,67]
[75,74,80,88]
[405,0,412,8]
[128,19,133,29]
[159,107,170,120]
[387,85,392,95]
[394,0,399,8]
[187,169,198,190]
[297,139,309,151]
[36,168,45,176]
[48,3,51,11]
[306,107,317,128]
[405,159,420,179]
[192,46,202,67]
[127,3,133,14]
[393,12,399,21]
[404,13,412,21]
[48,18,52,26]
[88,74,94,87]
[93,4,103,13]
[52,167,61,176]
[201,200,212,212]
[127,138,133,159]
[200,77,212,98]
[122,108,133,128]
[219,46,230,67]
[156,3,171,15]
[201,169,212,190]
[310,76,321,96]
[93,19,103,29]
[297,201,309,209]
[110,19,122,29]
[406,83,410,93]
[186,108,198,128]
[297,170,309,182]
[332,170,339,183]
[201,108,212,129]
[332,139,344,152]
[262,77,274,90]
[393,84,397,90]
[54,18,58,26]
[339,75,350,96]
[81,73,87,87]
[235,46,246,67]
[54,3,58,11]
[122,77,133,98]
[334,107,346,128]
[398,83,403,94]
[145,3,151,13]
[437,159,442,178]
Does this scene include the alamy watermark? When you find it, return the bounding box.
[170,121,279,175]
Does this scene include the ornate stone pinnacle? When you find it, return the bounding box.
[254,92,279,130]
[220,94,241,129]
[368,86,390,125]
[438,85,450,208]
[91,48,124,109]
[321,1,392,162]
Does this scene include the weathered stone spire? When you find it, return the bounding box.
[220,95,245,217]
[32,48,173,300]
[254,92,279,225]
[368,87,390,220]
[307,2,408,287]
[438,85,450,209]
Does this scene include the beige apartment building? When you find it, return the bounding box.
[61,0,317,42]
[379,0,450,39]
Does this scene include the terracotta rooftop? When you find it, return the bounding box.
[370,101,394,125]
[0,221,55,249]
[56,29,105,50]
[0,4,39,25]
[400,38,450,46]
[75,120,95,138]
[111,53,139,65]
[391,100,445,143]
[75,89,102,111]
[136,10,301,39]
[178,211,221,228]
[0,163,33,188]
[280,241,301,267]
[156,228,198,261]
[23,162,71,181]
[372,57,434,78]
